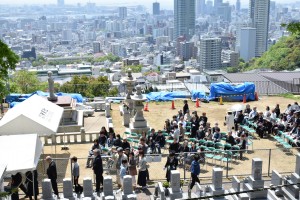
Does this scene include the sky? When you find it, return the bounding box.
[0,0,296,10]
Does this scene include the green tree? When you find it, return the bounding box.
[122,65,142,73]
[282,22,300,35]
[0,40,19,98]
[226,67,239,73]
[11,70,41,93]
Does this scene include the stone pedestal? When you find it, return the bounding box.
[102,176,115,200]
[122,175,136,200]
[41,179,55,200]
[63,178,76,200]
[208,168,225,197]
[83,177,98,200]
[122,106,130,126]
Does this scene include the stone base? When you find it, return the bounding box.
[127,125,150,134]
[168,188,183,200]
[208,185,225,196]
[121,193,137,200]
[130,119,148,128]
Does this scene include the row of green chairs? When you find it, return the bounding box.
[274,131,293,151]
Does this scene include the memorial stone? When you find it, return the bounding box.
[168,170,182,200]
[41,179,54,200]
[122,175,136,200]
[295,154,300,175]
[232,176,240,192]
[208,168,225,197]
[102,176,115,200]
[63,178,76,200]
[47,71,57,101]
[83,177,94,197]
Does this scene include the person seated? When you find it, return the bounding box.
[184,110,191,121]
[236,126,245,138]
[178,123,184,141]
[244,104,252,114]
[205,128,213,141]
[169,138,180,154]
[171,115,178,129]
[107,134,115,147]
[177,110,183,121]
[226,131,236,147]
[212,127,221,142]
[113,134,122,147]
[172,124,180,142]
[274,104,281,117]
[164,119,171,133]
[178,116,186,128]
[256,122,265,138]
[199,112,208,128]
[196,125,206,140]
[121,138,131,150]
[190,115,199,138]
[98,132,107,147]
[179,140,190,156]
[248,107,258,121]
[155,130,166,154]
[189,142,197,153]
[234,111,244,131]
[148,128,158,153]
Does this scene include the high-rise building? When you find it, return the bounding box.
[214,0,223,11]
[57,0,64,6]
[206,0,214,14]
[221,50,239,67]
[196,0,206,16]
[174,0,196,41]
[217,3,232,22]
[236,0,241,12]
[249,0,270,57]
[93,41,101,54]
[178,41,198,61]
[153,2,160,15]
[199,38,222,70]
[118,7,127,19]
[240,27,256,61]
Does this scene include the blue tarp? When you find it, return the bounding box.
[6,91,84,103]
[146,91,190,101]
[209,82,255,101]
[191,90,208,101]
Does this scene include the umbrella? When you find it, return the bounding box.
[229,104,245,112]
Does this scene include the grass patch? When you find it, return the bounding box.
[278,93,300,100]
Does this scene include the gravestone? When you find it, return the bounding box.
[47,71,57,101]
[232,176,240,192]
[63,178,76,200]
[157,182,165,200]
[208,168,225,197]
[295,154,300,175]
[269,170,283,198]
[122,175,136,200]
[105,103,111,118]
[194,182,202,198]
[168,170,182,200]
[102,176,115,200]
[41,179,55,200]
[122,106,130,126]
[243,158,267,199]
[83,177,97,199]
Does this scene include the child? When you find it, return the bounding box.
[71,156,83,194]
[120,159,128,190]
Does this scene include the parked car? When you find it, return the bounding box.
[76,104,95,117]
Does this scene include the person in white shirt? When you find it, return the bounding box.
[249,107,257,121]
[225,111,235,132]
[172,124,180,142]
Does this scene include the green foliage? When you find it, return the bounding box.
[226,67,239,73]
[108,87,119,97]
[0,40,19,98]
[32,55,46,67]
[60,75,112,98]
[11,70,41,93]
[163,181,169,188]
[122,65,142,73]
[244,35,300,71]
[93,53,120,63]
[282,22,300,35]
[278,93,300,100]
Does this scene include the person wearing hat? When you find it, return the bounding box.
[114,147,127,188]
[164,151,178,182]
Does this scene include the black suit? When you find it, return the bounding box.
[47,160,58,196]
[165,157,179,182]
[93,155,103,192]
[183,103,189,115]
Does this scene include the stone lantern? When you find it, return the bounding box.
[122,68,136,113]
[129,85,150,134]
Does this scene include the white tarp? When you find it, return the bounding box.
[0,134,43,175]
[0,94,64,136]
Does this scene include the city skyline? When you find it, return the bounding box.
[0,0,296,9]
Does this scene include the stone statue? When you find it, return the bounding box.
[47,71,57,101]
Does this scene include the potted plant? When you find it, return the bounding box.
[163,181,170,196]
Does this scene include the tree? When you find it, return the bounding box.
[282,22,300,35]
[122,65,142,73]
[10,70,41,93]
[0,40,19,99]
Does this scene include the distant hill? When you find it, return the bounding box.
[248,35,300,71]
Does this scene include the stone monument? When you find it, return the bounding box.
[168,170,183,200]
[128,85,150,134]
[62,178,76,200]
[122,175,137,200]
[243,158,267,199]
[41,179,55,200]
[208,168,226,198]
[102,176,115,200]
[47,71,57,101]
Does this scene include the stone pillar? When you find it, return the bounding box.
[41,179,54,199]
[47,71,57,101]
[80,127,86,143]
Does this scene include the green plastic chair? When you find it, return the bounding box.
[224,143,232,150]
[199,139,206,146]
[215,142,224,150]
[206,141,215,147]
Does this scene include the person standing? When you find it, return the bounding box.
[128,152,137,189]
[71,156,83,194]
[114,147,128,188]
[25,170,39,200]
[92,149,103,192]
[189,154,200,191]
[137,151,148,189]
[46,156,59,197]
[164,151,178,182]
[183,100,189,115]
[120,159,128,190]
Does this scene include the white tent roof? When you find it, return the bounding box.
[0,94,64,136]
[0,134,43,175]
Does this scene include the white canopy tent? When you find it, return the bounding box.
[0,134,43,175]
[0,94,64,136]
